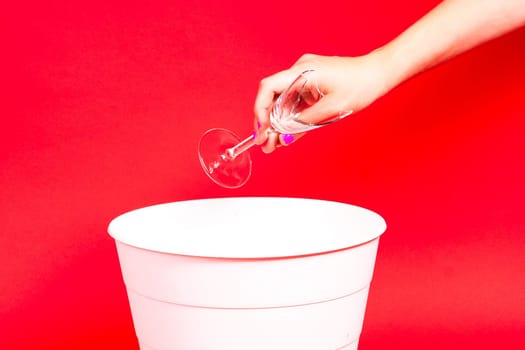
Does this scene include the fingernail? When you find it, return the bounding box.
[282,134,294,145]
[252,131,257,139]
[257,121,262,129]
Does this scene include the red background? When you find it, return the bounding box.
[1,0,524,348]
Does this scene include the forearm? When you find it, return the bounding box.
[375,0,525,91]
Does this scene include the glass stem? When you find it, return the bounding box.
[225,134,256,160]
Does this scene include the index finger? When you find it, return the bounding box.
[253,69,298,130]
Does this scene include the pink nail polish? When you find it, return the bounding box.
[257,121,262,129]
[283,134,294,145]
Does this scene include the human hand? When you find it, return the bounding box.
[253,52,390,153]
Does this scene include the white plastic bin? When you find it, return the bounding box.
[108,197,386,350]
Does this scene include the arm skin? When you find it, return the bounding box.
[254,0,525,153]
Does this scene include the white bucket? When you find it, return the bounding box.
[108,197,386,350]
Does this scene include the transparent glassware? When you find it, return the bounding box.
[198,70,350,188]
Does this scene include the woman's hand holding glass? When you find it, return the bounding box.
[253,52,391,153]
[198,51,393,188]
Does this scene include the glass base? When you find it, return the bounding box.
[198,128,252,189]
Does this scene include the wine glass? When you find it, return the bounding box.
[198,70,351,188]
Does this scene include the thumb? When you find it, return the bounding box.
[296,94,353,127]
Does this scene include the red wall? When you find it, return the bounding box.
[2,0,524,348]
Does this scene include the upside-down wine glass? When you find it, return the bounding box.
[198,70,351,188]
